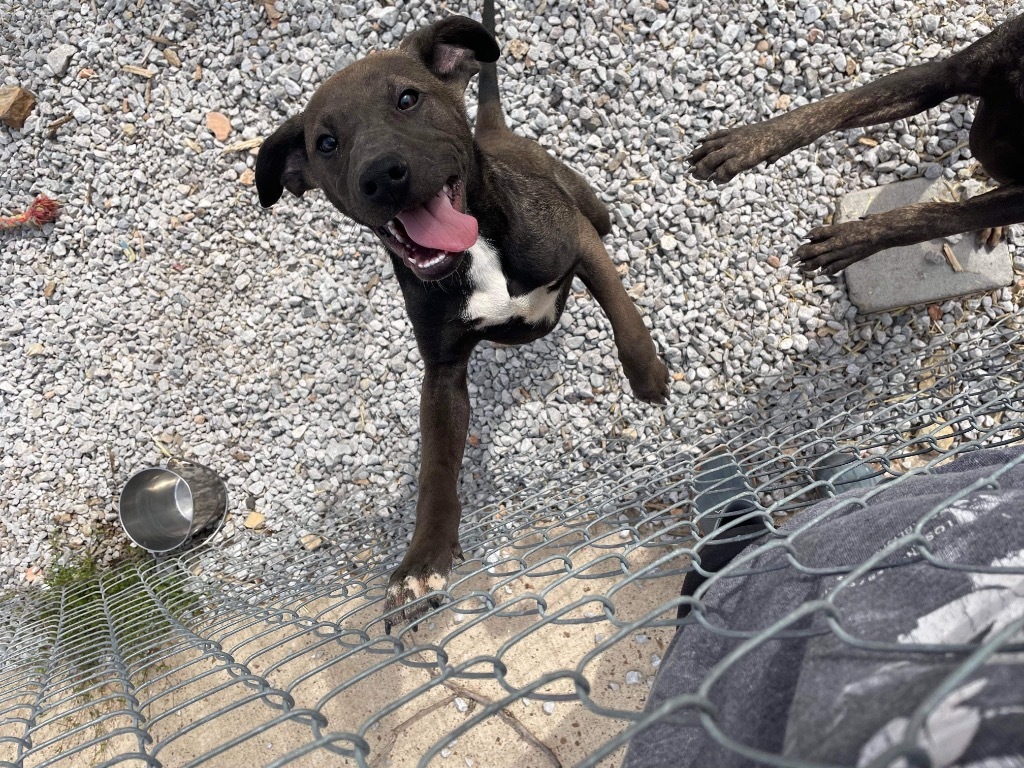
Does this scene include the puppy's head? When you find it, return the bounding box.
[256,16,499,281]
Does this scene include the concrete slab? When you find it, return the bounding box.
[838,177,1013,313]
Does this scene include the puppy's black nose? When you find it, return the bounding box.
[358,154,410,206]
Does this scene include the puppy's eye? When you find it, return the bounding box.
[316,135,337,153]
[397,89,419,111]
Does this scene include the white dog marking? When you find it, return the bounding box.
[462,239,561,328]
[387,571,448,602]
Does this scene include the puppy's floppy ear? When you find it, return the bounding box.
[255,114,314,207]
[400,16,499,90]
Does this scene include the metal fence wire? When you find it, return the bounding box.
[1,312,1023,768]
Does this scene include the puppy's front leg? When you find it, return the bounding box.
[384,358,472,633]
[575,219,670,404]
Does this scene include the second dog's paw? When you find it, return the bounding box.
[976,226,1005,249]
[688,123,796,184]
[795,220,889,275]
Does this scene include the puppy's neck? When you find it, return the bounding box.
[462,143,506,236]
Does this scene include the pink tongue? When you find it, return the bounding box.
[395,189,478,253]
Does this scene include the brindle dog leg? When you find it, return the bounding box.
[796,183,1024,274]
[689,60,961,184]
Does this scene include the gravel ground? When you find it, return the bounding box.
[1,0,1022,587]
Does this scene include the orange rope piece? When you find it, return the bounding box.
[0,195,61,230]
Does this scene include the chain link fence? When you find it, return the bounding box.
[2,312,1023,767]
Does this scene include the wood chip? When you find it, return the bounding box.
[857,136,879,147]
[206,111,232,141]
[927,304,942,322]
[26,343,45,356]
[184,138,203,153]
[364,273,380,294]
[916,423,955,453]
[231,448,251,462]
[148,34,174,45]
[774,94,791,110]
[942,243,962,272]
[163,48,181,67]
[263,0,282,28]
[244,511,265,529]
[300,534,325,551]
[507,39,529,59]
[78,68,96,78]
[43,281,56,298]
[221,137,263,153]
[0,86,36,130]
[122,64,154,78]
[194,64,203,82]
[239,168,255,186]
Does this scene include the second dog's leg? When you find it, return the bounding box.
[384,357,472,633]
[689,60,962,183]
[796,183,1024,274]
[575,219,670,403]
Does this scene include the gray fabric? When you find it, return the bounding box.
[623,446,1024,768]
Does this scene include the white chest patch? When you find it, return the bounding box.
[461,239,562,329]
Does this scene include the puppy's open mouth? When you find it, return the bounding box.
[376,178,477,281]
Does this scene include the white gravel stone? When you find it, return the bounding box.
[46,44,76,77]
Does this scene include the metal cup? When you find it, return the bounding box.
[119,463,227,553]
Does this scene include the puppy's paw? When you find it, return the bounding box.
[382,543,462,634]
[624,354,670,405]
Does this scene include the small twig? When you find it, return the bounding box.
[152,436,173,458]
[439,681,564,768]
[46,112,74,139]
[139,14,170,65]
[942,243,963,273]
[932,139,970,165]
[367,693,459,768]
[133,230,147,260]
